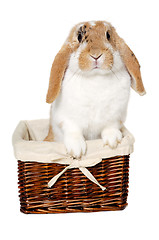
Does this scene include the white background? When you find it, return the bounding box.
[0,0,159,239]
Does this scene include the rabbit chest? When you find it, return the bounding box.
[51,66,131,140]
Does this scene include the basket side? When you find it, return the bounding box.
[18,155,129,214]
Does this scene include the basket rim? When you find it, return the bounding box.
[12,119,135,163]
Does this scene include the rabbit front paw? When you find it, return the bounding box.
[64,133,86,158]
[102,128,122,149]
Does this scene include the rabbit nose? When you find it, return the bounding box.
[90,54,102,60]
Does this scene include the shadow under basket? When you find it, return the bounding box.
[18,155,129,214]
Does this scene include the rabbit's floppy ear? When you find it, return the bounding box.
[111,27,146,96]
[46,44,73,103]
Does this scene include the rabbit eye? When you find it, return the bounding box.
[106,31,110,40]
[78,33,83,43]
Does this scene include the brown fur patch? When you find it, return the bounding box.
[46,44,73,103]
[78,49,93,70]
[101,48,113,70]
[110,26,146,95]
[44,125,54,142]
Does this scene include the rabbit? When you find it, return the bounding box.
[44,21,146,158]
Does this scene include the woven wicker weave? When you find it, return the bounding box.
[18,155,129,214]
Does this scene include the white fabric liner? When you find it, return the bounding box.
[12,119,135,190]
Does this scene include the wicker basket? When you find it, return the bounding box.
[18,155,129,213]
[13,120,134,214]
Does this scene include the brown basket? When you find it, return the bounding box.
[18,155,129,214]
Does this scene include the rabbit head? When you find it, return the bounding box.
[46,21,146,103]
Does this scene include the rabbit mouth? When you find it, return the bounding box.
[93,62,99,69]
[92,59,111,71]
